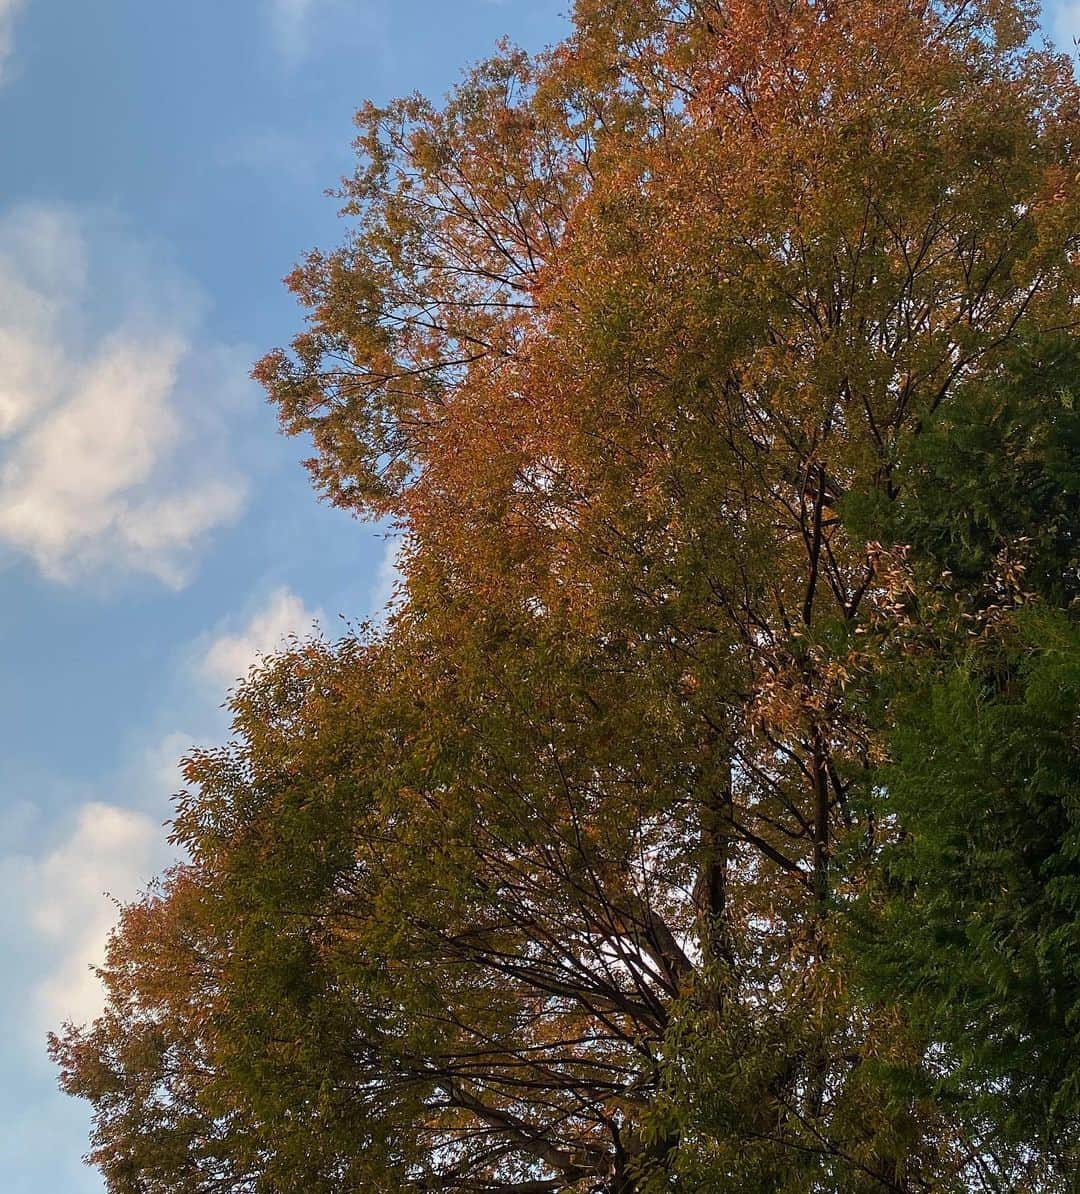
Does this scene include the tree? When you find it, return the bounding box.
[52,1,1079,1190]
[844,337,1080,1180]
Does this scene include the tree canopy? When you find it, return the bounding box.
[52,1,1079,1190]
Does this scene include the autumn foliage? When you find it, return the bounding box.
[52,1,1079,1190]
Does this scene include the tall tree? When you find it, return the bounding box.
[52,1,1079,1190]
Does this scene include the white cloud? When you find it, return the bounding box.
[4,802,166,1032]
[264,0,386,65]
[369,534,405,620]
[201,585,321,688]
[0,0,24,81]
[0,205,247,585]
[130,730,197,806]
[0,724,202,1040]
[267,0,321,61]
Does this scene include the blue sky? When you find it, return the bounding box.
[0,1,1073,1189]
[0,2,568,1188]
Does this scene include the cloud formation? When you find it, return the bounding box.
[0,205,247,585]
[0,0,23,81]
[201,585,321,688]
[266,0,320,61]
[264,0,386,65]
[3,802,166,1033]
[369,533,405,620]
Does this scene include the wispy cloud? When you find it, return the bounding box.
[263,0,387,66]
[369,533,405,621]
[266,0,322,62]
[34,804,166,1030]
[1,801,167,1033]
[0,0,24,81]
[200,585,322,688]
[0,205,248,586]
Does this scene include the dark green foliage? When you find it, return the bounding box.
[847,337,1080,606]
[863,615,1080,1144]
[849,341,1080,1183]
